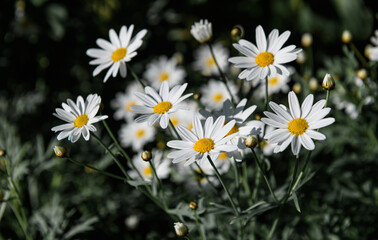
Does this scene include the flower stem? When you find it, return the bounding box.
[127,64,146,88]
[251,149,279,203]
[92,133,131,180]
[207,43,236,106]
[207,156,240,216]
[325,89,330,108]
[242,161,253,205]
[65,157,126,181]
[349,42,368,67]
[169,120,180,139]
[149,159,168,208]
[193,209,206,240]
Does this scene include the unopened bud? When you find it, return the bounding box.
[356,69,368,80]
[173,52,184,65]
[301,33,313,47]
[322,73,335,90]
[0,149,5,157]
[292,83,302,94]
[245,135,258,149]
[174,222,188,237]
[296,51,306,64]
[364,44,372,58]
[309,77,318,91]
[193,92,201,100]
[342,30,352,44]
[189,201,198,210]
[141,150,152,161]
[54,146,66,158]
[255,114,261,120]
[231,25,244,42]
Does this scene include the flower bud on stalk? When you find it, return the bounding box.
[245,135,258,149]
[141,150,152,162]
[293,83,302,93]
[342,30,352,44]
[356,69,368,80]
[231,25,244,42]
[189,201,198,210]
[174,222,188,237]
[54,146,66,158]
[309,77,318,91]
[0,149,5,157]
[322,73,335,90]
[301,33,313,47]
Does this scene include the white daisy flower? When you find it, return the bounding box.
[169,100,199,130]
[119,121,156,152]
[193,43,229,76]
[368,30,378,61]
[86,25,147,83]
[254,74,290,99]
[228,25,301,81]
[51,94,108,143]
[167,115,238,166]
[261,91,335,155]
[143,55,186,89]
[131,81,192,129]
[111,81,143,121]
[200,99,261,162]
[200,79,239,111]
[128,150,170,181]
[190,19,212,44]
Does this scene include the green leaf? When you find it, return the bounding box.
[292,192,301,213]
[126,180,151,187]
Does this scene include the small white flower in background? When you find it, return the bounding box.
[174,222,188,237]
[190,19,212,44]
[119,121,156,152]
[167,115,238,166]
[51,94,108,143]
[169,100,199,130]
[200,99,261,162]
[193,43,229,76]
[143,55,186,89]
[261,91,335,155]
[368,29,378,61]
[131,81,193,129]
[125,215,139,230]
[200,79,238,110]
[86,25,147,83]
[128,150,170,181]
[229,25,301,81]
[111,81,143,121]
[253,74,290,99]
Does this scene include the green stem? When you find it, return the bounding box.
[65,157,125,181]
[169,119,180,139]
[242,161,253,205]
[127,64,146,88]
[193,209,206,240]
[149,159,168,209]
[207,43,236,106]
[349,42,368,67]
[92,133,131,180]
[207,156,240,216]
[325,90,330,108]
[251,149,279,203]
[9,204,32,240]
[195,162,218,192]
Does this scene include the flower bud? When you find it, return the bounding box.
[54,146,66,158]
[141,150,152,162]
[245,135,258,149]
[189,201,198,210]
[322,73,335,90]
[342,30,352,44]
[356,69,368,80]
[0,149,5,157]
[296,51,306,64]
[193,92,201,100]
[309,77,318,91]
[190,19,212,44]
[301,33,313,47]
[174,222,188,237]
[292,83,302,94]
[231,25,244,42]
[364,44,372,58]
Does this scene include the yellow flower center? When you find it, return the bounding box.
[218,152,228,160]
[159,72,169,82]
[288,118,309,136]
[171,116,179,126]
[112,47,127,62]
[74,114,89,128]
[224,122,239,137]
[153,101,172,114]
[212,93,223,103]
[205,57,216,67]
[255,52,274,67]
[268,77,278,86]
[125,101,136,112]
[193,138,215,153]
[188,122,193,131]
[143,166,152,177]
[135,129,145,139]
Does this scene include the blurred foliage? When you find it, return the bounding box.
[1,0,378,239]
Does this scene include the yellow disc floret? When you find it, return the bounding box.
[212,93,223,102]
[153,101,172,114]
[112,48,127,62]
[224,122,239,137]
[268,77,278,86]
[74,114,89,128]
[255,52,274,67]
[205,57,216,67]
[159,72,169,82]
[193,138,215,153]
[135,129,145,138]
[143,166,152,177]
[288,118,309,135]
